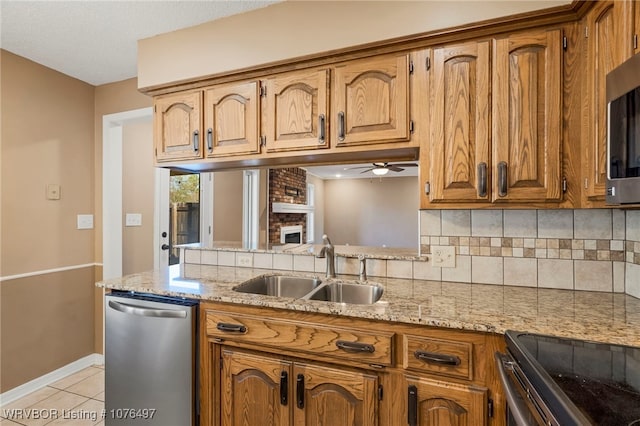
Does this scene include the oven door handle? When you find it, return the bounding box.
[495,352,535,426]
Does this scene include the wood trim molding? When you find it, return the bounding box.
[140,1,593,96]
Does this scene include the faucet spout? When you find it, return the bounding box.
[316,234,336,278]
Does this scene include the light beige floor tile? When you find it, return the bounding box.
[20,391,88,426]
[49,368,102,391]
[0,387,60,412]
[64,372,104,399]
[47,399,103,425]
[91,393,104,403]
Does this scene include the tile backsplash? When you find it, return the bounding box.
[182,209,640,299]
[421,209,639,298]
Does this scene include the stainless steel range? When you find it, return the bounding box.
[496,330,640,426]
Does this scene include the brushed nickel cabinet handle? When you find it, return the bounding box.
[206,128,213,152]
[318,114,326,144]
[337,111,345,141]
[193,130,199,152]
[477,162,487,197]
[498,161,508,197]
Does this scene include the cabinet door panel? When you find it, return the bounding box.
[492,29,562,202]
[430,41,490,202]
[265,69,330,152]
[221,349,290,426]
[585,1,633,200]
[154,91,202,162]
[293,363,377,426]
[407,377,487,426]
[334,54,409,146]
[204,81,260,157]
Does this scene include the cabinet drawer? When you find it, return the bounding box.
[403,335,473,380]
[205,309,393,366]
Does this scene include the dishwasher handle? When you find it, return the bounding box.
[108,300,187,318]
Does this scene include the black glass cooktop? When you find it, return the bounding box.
[508,331,640,426]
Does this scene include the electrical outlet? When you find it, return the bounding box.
[77,214,94,230]
[236,253,253,268]
[431,245,456,268]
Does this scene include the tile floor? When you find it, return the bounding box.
[0,366,104,426]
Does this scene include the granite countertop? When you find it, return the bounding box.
[96,264,640,347]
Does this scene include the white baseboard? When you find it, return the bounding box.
[0,353,104,406]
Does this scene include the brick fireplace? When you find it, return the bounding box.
[269,167,307,245]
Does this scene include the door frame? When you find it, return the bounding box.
[102,107,153,280]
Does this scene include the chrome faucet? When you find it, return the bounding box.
[358,254,367,281]
[316,234,336,278]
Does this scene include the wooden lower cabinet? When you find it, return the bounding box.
[221,349,290,426]
[219,348,379,426]
[201,303,505,426]
[406,376,488,426]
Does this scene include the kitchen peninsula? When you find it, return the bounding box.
[98,252,640,426]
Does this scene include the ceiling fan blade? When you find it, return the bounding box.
[359,168,374,174]
[391,163,418,167]
[388,166,404,172]
[344,166,373,170]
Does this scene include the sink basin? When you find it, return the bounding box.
[234,275,322,298]
[307,283,383,304]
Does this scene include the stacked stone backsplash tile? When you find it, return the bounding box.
[421,209,639,297]
[269,168,307,244]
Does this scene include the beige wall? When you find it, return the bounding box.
[138,0,570,89]
[323,177,418,248]
[0,50,96,392]
[213,170,243,242]
[122,120,154,275]
[93,79,151,355]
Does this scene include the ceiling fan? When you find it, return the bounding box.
[345,162,418,176]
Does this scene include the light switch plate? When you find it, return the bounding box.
[125,213,142,227]
[46,184,61,200]
[77,214,94,230]
[431,245,456,268]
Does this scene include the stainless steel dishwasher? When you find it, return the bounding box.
[105,291,198,425]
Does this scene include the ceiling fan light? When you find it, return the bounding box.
[372,168,389,176]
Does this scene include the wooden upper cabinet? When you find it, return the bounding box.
[333,54,410,147]
[492,29,563,203]
[154,91,203,162]
[584,1,634,200]
[635,0,640,54]
[204,81,260,158]
[407,377,487,426]
[264,69,330,152]
[221,349,291,426]
[293,363,378,426]
[429,41,491,203]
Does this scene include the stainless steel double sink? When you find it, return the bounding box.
[233,274,383,305]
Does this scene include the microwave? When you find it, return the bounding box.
[606,53,640,204]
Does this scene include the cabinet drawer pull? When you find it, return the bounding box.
[318,114,326,144]
[336,340,375,353]
[280,371,288,406]
[296,374,305,409]
[414,350,461,366]
[337,111,345,141]
[206,128,213,152]
[408,385,418,426]
[498,161,508,197]
[477,162,487,197]
[193,130,199,152]
[216,322,247,333]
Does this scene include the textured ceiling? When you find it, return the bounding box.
[0,1,278,86]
